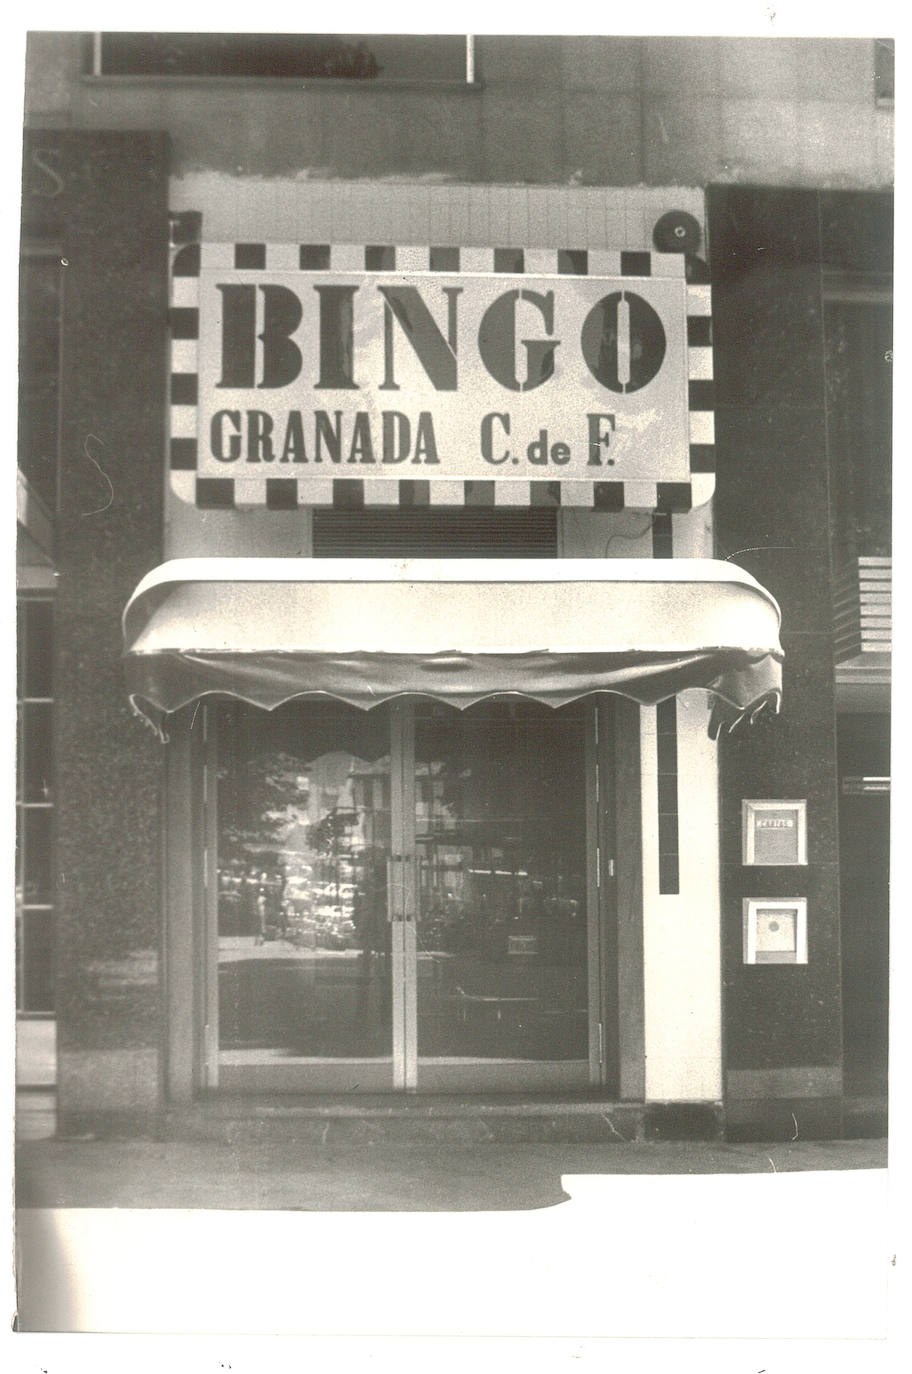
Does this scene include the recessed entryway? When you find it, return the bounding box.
[207,695,618,1094]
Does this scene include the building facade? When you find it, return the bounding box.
[17,34,892,1141]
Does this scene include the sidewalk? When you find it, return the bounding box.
[17,1122,887,1211]
[13,1099,891,1335]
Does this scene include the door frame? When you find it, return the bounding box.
[589,695,614,1092]
[181,694,625,1097]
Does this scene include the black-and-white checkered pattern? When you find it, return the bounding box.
[169,236,715,512]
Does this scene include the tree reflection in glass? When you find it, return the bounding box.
[216,700,393,1062]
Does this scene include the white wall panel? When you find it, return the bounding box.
[641,696,723,1102]
[171,177,706,252]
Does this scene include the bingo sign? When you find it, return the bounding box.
[170,247,714,507]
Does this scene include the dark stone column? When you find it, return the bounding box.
[38,131,170,1132]
[708,186,843,1140]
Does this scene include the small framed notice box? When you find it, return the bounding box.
[742,799,807,866]
[743,898,808,965]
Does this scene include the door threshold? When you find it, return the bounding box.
[166,1092,648,1144]
[205,1089,629,1113]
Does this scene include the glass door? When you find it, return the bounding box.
[412,699,595,1092]
[213,699,398,1092]
[208,696,601,1094]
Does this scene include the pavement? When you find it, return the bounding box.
[15,1090,887,1211]
[13,1093,892,1337]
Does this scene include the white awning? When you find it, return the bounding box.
[123,557,783,737]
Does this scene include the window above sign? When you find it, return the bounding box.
[91,33,473,83]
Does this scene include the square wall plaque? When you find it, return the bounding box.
[742,800,807,866]
[743,898,808,965]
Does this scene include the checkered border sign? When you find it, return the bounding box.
[168,231,715,513]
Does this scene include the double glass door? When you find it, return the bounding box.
[211,696,601,1093]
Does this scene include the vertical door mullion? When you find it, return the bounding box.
[390,700,418,1090]
[597,695,621,1096]
[585,700,604,1084]
[400,702,418,1089]
[389,703,406,1087]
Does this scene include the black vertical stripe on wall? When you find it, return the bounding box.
[651,511,673,558]
[656,697,680,895]
[654,497,678,890]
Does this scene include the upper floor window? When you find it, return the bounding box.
[92,33,472,83]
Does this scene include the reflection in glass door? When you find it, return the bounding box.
[209,696,600,1094]
[413,700,593,1091]
[214,700,396,1091]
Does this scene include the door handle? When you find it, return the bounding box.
[387,854,414,923]
[401,853,414,923]
[386,854,401,923]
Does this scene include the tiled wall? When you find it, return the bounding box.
[167,176,705,251]
[641,693,723,1103]
[25,35,893,190]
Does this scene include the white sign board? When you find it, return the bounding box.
[191,268,692,491]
